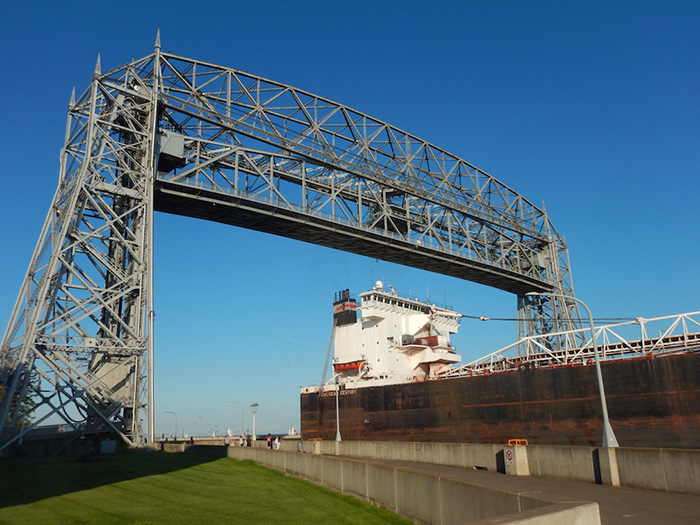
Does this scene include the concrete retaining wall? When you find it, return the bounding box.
[298,439,502,472]
[526,445,597,482]
[301,440,700,495]
[615,447,700,494]
[523,445,699,495]
[202,445,599,524]
[166,439,700,496]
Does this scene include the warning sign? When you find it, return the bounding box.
[505,448,514,465]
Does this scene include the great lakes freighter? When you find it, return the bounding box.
[300,283,700,448]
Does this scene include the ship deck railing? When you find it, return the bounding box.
[442,311,700,377]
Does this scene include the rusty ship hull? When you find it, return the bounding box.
[301,352,700,448]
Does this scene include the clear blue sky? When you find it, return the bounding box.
[1,1,698,437]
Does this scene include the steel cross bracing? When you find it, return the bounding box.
[0,52,159,450]
[0,37,581,449]
[149,51,581,334]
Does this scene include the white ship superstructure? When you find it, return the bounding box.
[330,281,462,388]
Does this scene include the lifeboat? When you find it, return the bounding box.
[333,360,366,373]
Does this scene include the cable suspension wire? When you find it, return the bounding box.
[462,315,637,323]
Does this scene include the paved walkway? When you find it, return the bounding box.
[345,456,700,524]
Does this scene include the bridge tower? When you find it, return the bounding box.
[0,35,581,450]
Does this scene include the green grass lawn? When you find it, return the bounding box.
[0,451,410,524]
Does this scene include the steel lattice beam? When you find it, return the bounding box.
[1,36,582,449]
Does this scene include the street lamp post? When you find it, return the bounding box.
[164,411,178,440]
[250,403,259,441]
[335,375,342,442]
[525,292,619,447]
[227,401,245,437]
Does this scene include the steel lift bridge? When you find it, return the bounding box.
[0,36,583,450]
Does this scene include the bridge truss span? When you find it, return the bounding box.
[156,145,549,294]
[1,37,581,449]
[151,52,566,293]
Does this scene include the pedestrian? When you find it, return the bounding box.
[224,435,231,447]
[274,436,280,450]
[266,433,272,449]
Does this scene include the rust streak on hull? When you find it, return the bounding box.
[301,353,700,448]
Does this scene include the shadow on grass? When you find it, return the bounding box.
[0,446,224,508]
